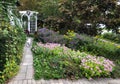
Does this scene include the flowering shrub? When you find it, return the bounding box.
[80,56,115,79]
[34,28,120,78]
[32,42,115,79]
[37,42,61,50]
[36,28,120,60]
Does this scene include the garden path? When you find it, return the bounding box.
[8,37,120,84]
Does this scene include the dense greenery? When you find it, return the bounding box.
[35,28,120,60]
[0,0,119,82]
[0,1,26,83]
[0,22,26,83]
[34,28,120,78]
[65,31,120,60]
[20,0,120,35]
[32,42,115,79]
[101,33,120,43]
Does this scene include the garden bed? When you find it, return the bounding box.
[32,42,115,80]
[33,28,120,78]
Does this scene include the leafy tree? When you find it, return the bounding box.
[56,0,120,35]
[19,0,120,35]
[19,0,39,11]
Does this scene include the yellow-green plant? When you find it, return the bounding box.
[0,22,26,83]
[64,30,76,40]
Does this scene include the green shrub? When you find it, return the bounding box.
[64,30,94,50]
[35,29,120,78]
[102,33,120,43]
[32,42,115,79]
[63,31,120,77]
[64,31,120,60]
[111,60,120,78]
[85,40,120,60]
[36,28,120,60]
[0,23,26,83]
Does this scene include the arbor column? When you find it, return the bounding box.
[35,16,37,31]
[28,16,30,32]
[21,15,24,28]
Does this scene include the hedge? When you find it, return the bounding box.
[0,22,26,83]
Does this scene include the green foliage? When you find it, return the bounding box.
[64,30,76,40]
[32,42,115,79]
[19,0,120,35]
[39,0,60,18]
[19,0,41,11]
[64,30,94,49]
[37,0,120,35]
[111,60,120,78]
[0,23,26,83]
[34,28,120,78]
[0,1,26,83]
[80,56,115,79]
[64,31,120,77]
[1,58,19,82]
[101,33,120,43]
[36,28,120,61]
[2,0,18,3]
[63,31,120,60]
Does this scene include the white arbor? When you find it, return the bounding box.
[19,10,38,33]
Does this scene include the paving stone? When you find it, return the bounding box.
[13,81,18,84]
[62,79,73,84]
[14,77,25,80]
[27,80,32,84]
[108,80,120,84]
[58,79,64,84]
[40,79,46,84]
[23,80,27,84]
[79,83,83,84]
[7,81,13,84]
[32,79,36,84]
[36,80,42,84]
[18,80,23,84]
[71,80,78,84]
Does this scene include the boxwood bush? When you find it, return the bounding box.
[0,23,26,83]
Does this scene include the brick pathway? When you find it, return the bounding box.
[8,38,120,84]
